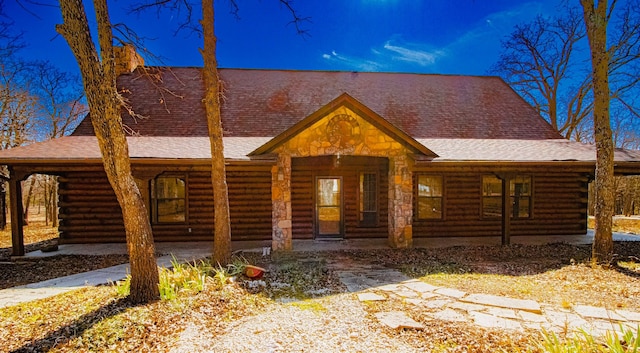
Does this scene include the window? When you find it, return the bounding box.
[359,173,378,226]
[482,175,532,219]
[482,175,502,218]
[511,176,531,218]
[417,175,443,219]
[153,176,186,223]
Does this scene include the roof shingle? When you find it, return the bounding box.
[2,137,640,165]
[72,68,563,140]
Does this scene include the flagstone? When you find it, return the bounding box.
[462,293,541,314]
[615,309,640,322]
[518,310,548,323]
[435,287,467,299]
[392,290,420,298]
[448,301,489,313]
[485,307,519,320]
[470,311,523,330]
[574,305,626,321]
[423,298,452,309]
[401,281,440,293]
[430,308,467,322]
[521,321,545,331]
[419,292,440,300]
[357,292,386,302]
[404,298,425,306]
[375,311,425,330]
[545,310,590,331]
[589,319,627,335]
[377,284,401,292]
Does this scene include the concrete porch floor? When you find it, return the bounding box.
[23,229,640,258]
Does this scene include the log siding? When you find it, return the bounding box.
[57,164,273,243]
[413,165,590,237]
[56,162,590,243]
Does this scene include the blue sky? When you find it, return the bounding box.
[4,0,562,76]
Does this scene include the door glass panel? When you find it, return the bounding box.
[317,178,342,236]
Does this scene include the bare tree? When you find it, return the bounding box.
[57,0,160,303]
[201,0,231,264]
[30,61,86,228]
[31,61,87,139]
[0,82,35,150]
[493,2,640,143]
[581,0,615,264]
[491,8,588,139]
[132,0,308,264]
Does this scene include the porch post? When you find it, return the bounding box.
[9,168,26,256]
[501,174,512,246]
[271,154,292,251]
[388,155,413,248]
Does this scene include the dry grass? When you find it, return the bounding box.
[376,242,640,311]
[0,212,639,352]
[1,242,639,352]
[588,215,640,234]
[0,210,59,257]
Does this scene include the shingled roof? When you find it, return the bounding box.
[3,137,640,166]
[72,67,563,140]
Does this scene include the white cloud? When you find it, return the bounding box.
[382,41,444,66]
[321,50,384,71]
[322,39,445,72]
[319,2,552,74]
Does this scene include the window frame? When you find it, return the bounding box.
[416,174,444,220]
[482,175,503,219]
[510,175,532,219]
[481,174,533,220]
[358,171,379,227]
[152,174,188,224]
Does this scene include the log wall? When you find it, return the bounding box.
[56,161,592,243]
[57,164,272,243]
[412,164,591,237]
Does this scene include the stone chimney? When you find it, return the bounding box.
[114,44,144,76]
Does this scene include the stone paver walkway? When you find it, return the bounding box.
[0,254,195,309]
[2,246,640,341]
[328,255,640,338]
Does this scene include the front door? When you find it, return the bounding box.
[316,177,343,239]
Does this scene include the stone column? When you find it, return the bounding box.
[388,155,414,248]
[271,153,292,251]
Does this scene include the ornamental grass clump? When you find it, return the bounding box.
[541,325,640,353]
[158,256,211,300]
[116,256,212,301]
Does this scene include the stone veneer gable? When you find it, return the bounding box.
[270,105,415,250]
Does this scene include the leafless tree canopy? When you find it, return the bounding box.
[492,2,640,144]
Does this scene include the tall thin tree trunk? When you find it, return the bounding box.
[22,176,36,225]
[51,176,58,228]
[201,0,232,265]
[581,0,614,264]
[57,0,159,303]
[44,178,49,226]
[0,182,6,230]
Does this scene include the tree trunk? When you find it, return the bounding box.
[44,177,50,226]
[581,0,614,264]
[51,176,59,228]
[57,0,159,303]
[201,0,232,265]
[22,176,36,225]
[0,183,6,230]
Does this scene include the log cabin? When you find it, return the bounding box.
[1,60,640,256]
